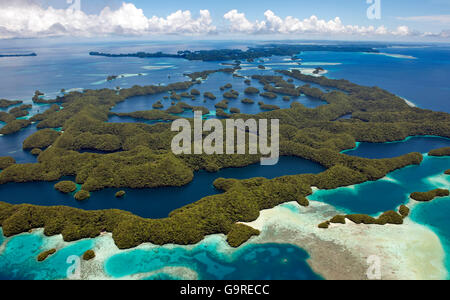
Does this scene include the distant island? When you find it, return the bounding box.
[89,44,379,61]
[0,53,37,58]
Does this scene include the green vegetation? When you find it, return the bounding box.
[37,249,56,262]
[54,181,77,194]
[241,98,255,104]
[115,190,126,198]
[330,215,346,224]
[244,87,260,95]
[322,210,404,228]
[0,157,15,170]
[0,70,449,249]
[190,89,200,96]
[90,45,378,62]
[215,108,229,118]
[445,169,450,175]
[31,148,42,156]
[223,90,239,99]
[0,99,23,108]
[9,104,32,118]
[74,190,91,201]
[428,147,450,157]
[283,96,291,102]
[82,250,96,261]
[297,196,309,207]
[318,221,330,229]
[23,129,61,150]
[226,223,260,248]
[215,100,229,109]
[376,211,404,225]
[152,101,163,109]
[260,92,277,99]
[399,205,410,218]
[1,119,32,134]
[258,102,280,111]
[221,83,232,90]
[203,92,216,100]
[410,189,450,202]
[230,108,240,114]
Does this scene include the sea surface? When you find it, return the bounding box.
[0,40,449,280]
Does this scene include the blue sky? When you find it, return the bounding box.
[2,0,449,40]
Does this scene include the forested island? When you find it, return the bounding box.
[89,44,379,61]
[0,63,449,250]
[0,53,37,58]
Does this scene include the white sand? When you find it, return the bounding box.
[242,200,447,280]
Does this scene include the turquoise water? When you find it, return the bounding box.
[105,239,322,280]
[0,231,94,280]
[308,155,450,215]
[0,228,4,247]
[411,195,450,279]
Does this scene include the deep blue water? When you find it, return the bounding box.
[299,47,450,113]
[342,136,450,159]
[0,156,325,218]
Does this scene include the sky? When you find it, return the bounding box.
[0,0,449,41]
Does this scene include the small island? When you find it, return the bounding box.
[0,99,23,108]
[410,189,450,202]
[428,147,450,157]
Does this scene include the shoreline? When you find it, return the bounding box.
[243,201,447,280]
[0,199,447,280]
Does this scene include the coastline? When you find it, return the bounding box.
[243,201,447,280]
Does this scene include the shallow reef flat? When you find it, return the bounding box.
[243,201,447,280]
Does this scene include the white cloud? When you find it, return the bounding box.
[0,2,447,39]
[0,2,216,38]
[397,15,450,24]
[223,9,420,37]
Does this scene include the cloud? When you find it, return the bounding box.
[223,9,419,37]
[0,2,216,38]
[397,15,450,24]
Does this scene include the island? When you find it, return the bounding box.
[410,189,450,202]
[0,63,449,250]
[89,45,380,62]
[0,53,37,58]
